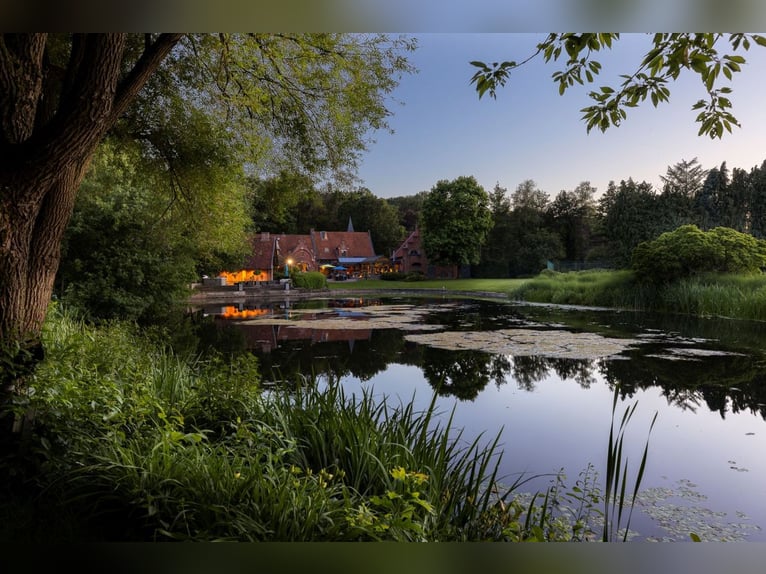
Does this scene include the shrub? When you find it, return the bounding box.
[632,225,766,284]
[291,271,327,289]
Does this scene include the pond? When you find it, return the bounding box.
[195,295,766,542]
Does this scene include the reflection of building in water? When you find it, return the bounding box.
[231,323,372,353]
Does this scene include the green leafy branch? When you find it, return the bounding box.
[471,33,766,139]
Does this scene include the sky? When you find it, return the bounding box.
[355,33,766,200]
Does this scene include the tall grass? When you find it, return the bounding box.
[510,269,766,321]
[660,274,766,320]
[510,269,651,309]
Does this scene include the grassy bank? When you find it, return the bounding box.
[1,304,605,542]
[508,269,766,321]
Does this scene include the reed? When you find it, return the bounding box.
[659,274,766,320]
[602,386,657,542]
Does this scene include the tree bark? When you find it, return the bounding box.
[0,33,182,413]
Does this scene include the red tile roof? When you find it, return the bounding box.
[311,230,376,261]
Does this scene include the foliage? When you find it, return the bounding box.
[170,34,416,183]
[291,272,328,290]
[470,33,766,138]
[0,32,417,369]
[57,139,247,323]
[598,179,662,266]
[387,191,429,232]
[547,182,598,263]
[632,224,766,284]
[660,157,707,199]
[421,176,493,267]
[249,171,320,234]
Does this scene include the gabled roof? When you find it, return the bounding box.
[311,230,376,260]
[392,229,420,260]
[275,234,313,256]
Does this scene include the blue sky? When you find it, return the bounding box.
[356,33,766,200]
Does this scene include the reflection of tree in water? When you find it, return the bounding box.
[600,350,766,420]
[510,356,596,391]
[511,356,551,390]
[204,300,766,419]
[254,329,406,384]
[420,348,493,401]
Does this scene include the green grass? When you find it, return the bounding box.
[329,277,528,294]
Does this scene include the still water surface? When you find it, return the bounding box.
[199,295,766,541]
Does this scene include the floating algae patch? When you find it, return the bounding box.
[404,329,644,360]
[645,347,747,362]
[635,479,762,542]
[240,303,446,331]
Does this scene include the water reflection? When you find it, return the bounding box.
[190,297,766,421]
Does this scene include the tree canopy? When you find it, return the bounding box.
[421,176,493,267]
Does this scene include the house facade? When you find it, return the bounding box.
[218,226,386,283]
[391,228,459,279]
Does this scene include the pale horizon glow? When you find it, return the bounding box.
[356,33,766,200]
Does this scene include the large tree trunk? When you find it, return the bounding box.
[0,33,182,426]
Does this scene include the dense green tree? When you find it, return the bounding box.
[59,128,251,322]
[249,171,317,234]
[471,33,766,138]
[334,187,405,257]
[476,183,513,277]
[719,167,751,232]
[660,157,707,198]
[421,176,493,267]
[632,224,766,284]
[547,181,598,264]
[695,162,729,230]
[387,191,428,232]
[0,32,415,407]
[507,180,563,276]
[749,161,766,239]
[598,179,660,266]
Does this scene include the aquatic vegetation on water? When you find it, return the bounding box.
[405,329,644,360]
[635,479,763,542]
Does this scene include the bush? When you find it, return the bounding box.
[632,225,766,284]
[291,271,327,289]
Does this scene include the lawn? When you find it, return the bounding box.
[327,277,529,294]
